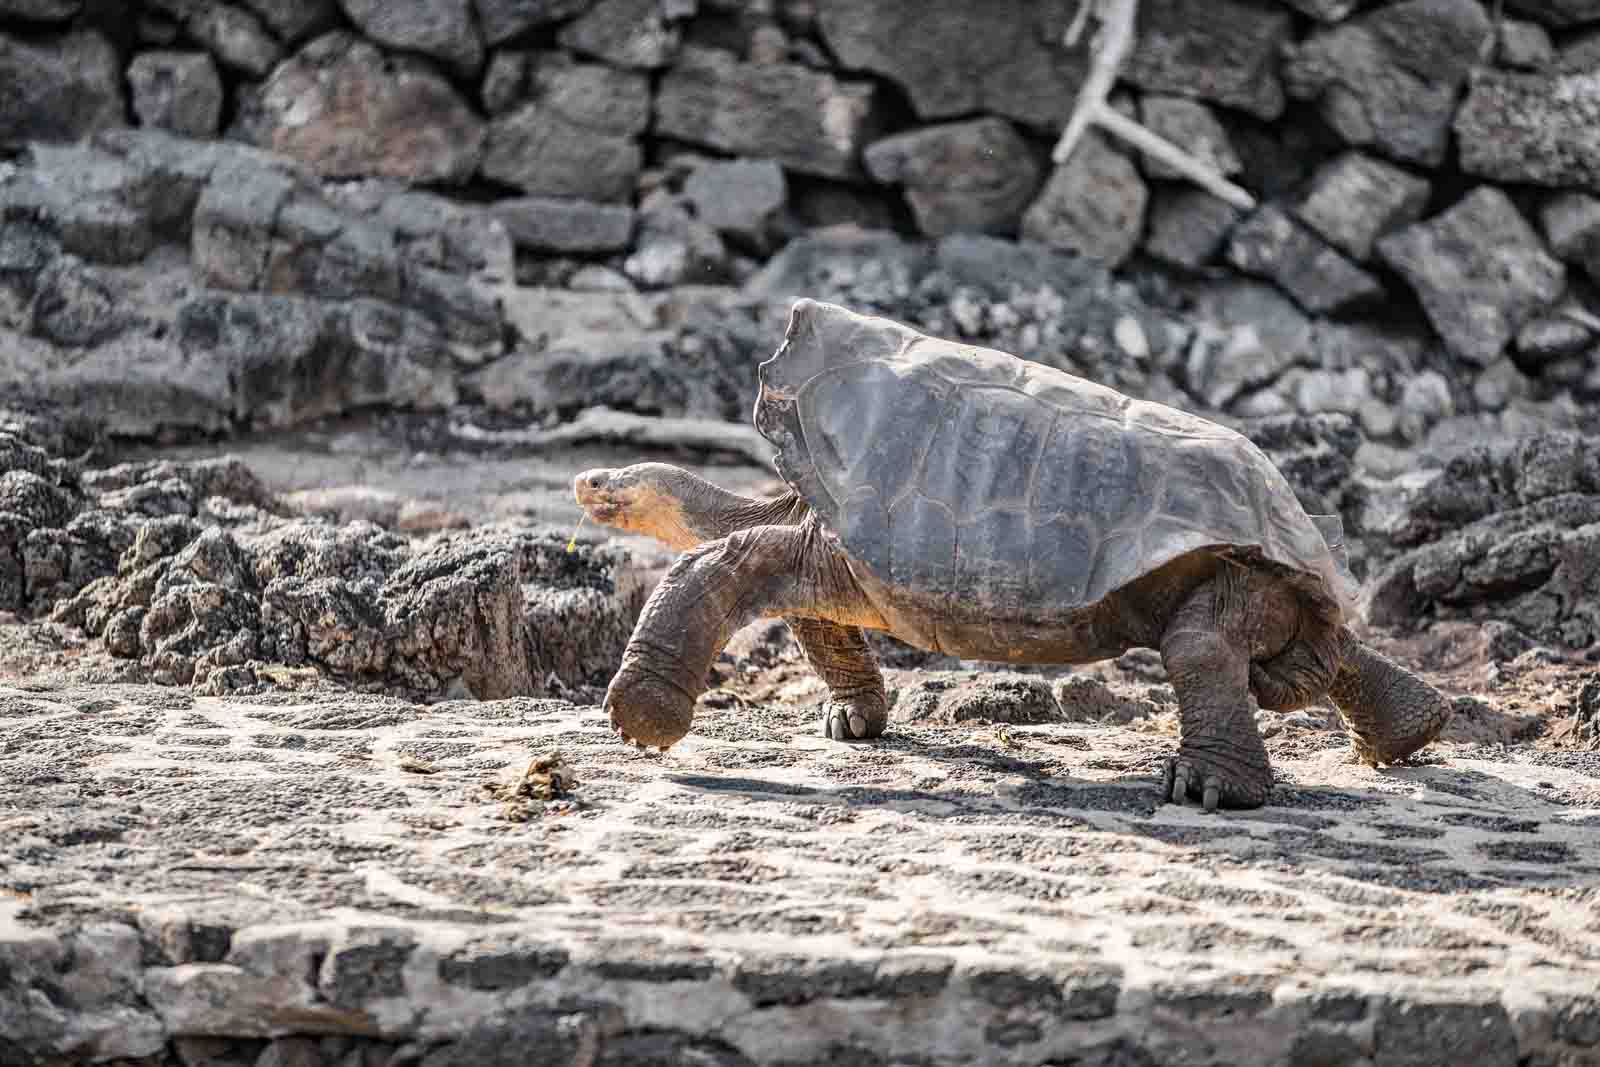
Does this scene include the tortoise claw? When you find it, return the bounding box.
[1162,753,1269,811]
[821,699,887,743]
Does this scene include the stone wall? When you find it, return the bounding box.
[5,0,1600,435]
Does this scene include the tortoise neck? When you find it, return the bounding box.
[664,470,806,547]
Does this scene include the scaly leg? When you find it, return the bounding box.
[785,617,889,741]
[605,523,882,750]
[1327,631,1454,766]
[1160,579,1274,811]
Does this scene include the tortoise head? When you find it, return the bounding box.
[573,463,704,550]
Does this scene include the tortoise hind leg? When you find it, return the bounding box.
[787,617,889,741]
[605,523,883,750]
[1327,631,1453,765]
[1159,578,1274,811]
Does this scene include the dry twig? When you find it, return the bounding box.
[1053,0,1256,211]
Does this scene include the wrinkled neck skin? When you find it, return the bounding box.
[648,469,807,550]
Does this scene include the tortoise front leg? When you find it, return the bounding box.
[785,618,889,741]
[1160,580,1274,811]
[605,524,882,750]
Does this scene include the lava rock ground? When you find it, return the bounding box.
[1,420,1599,1067]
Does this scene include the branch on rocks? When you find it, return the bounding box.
[1558,305,1600,336]
[1053,0,1257,211]
[450,407,776,467]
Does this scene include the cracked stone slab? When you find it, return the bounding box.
[1,680,1597,1065]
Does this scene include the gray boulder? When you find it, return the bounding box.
[522,52,651,135]
[1505,0,1600,26]
[0,147,163,266]
[863,117,1041,237]
[481,108,641,202]
[1496,18,1554,68]
[475,0,594,46]
[339,0,484,75]
[1456,68,1600,191]
[1283,0,1490,166]
[240,0,338,43]
[480,56,649,202]
[480,49,531,115]
[188,3,282,77]
[1143,189,1242,270]
[0,0,80,16]
[681,159,787,245]
[891,672,1062,726]
[1225,205,1383,316]
[236,33,485,185]
[1137,95,1241,182]
[1021,132,1146,268]
[1540,193,1600,283]
[127,52,225,139]
[1179,280,1312,411]
[181,293,462,426]
[812,0,1088,129]
[191,163,305,291]
[1378,188,1566,367]
[0,31,125,145]
[1362,434,1600,649]
[655,46,885,181]
[1274,0,1358,19]
[491,197,635,253]
[557,0,681,69]
[1123,0,1292,120]
[1295,152,1431,262]
[40,452,638,696]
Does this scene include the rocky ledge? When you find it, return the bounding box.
[2,676,1598,1067]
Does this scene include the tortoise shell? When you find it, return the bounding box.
[753,299,1354,620]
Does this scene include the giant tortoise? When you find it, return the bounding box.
[575,299,1452,810]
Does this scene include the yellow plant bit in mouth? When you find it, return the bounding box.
[566,513,586,553]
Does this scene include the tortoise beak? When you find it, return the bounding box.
[573,469,616,520]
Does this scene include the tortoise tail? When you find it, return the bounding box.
[1327,631,1453,766]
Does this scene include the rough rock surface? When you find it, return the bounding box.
[126,51,225,139]
[1138,95,1241,182]
[863,117,1042,238]
[654,46,885,181]
[1021,133,1147,269]
[340,0,484,74]
[480,53,648,201]
[1123,0,1292,119]
[0,130,511,434]
[557,0,681,69]
[1282,0,1491,167]
[1378,188,1566,367]
[1360,433,1600,648]
[188,2,282,77]
[3,449,647,700]
[0,30,125,144]
[1456,67,1600,191]
[237,33,485,185]
[1225,205,1383,316]
[1295,151,1431,263]
[491,196,635,253]
[812,0,1088,128]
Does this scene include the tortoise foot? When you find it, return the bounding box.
[821,696,888,742]
[1162,751,1271,812]
[604,664,694,751]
